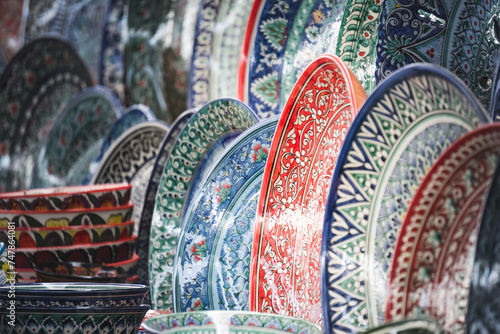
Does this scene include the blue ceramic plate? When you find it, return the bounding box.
[134,110,195,286]
[173,116,278,312]
[320,64,489,333]
[377,0,500,110]
[149,98,258,311]
[32,86,123,189]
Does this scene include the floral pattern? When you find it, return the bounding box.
[322,66,487,333]
[252,55,365,325]
[149,99,258,311]
[174,117,277,312]
[387,126,500,333]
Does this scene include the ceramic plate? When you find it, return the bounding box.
[279,0,347,105]
[92,121,170,235]
[386,124,500,333]
[32,86,123,189]
[7,67,93,191]
[377,0,500,110]
[490,58,500,121]
[466,132,500,333]
[0,0,24,59]
[149,98,258,311]
[321,64,489,333]
[99,0,126,102]
[250,55,366,324]
[336,0,383,94]
[135,110,194,286]
[24,0,64,42]
[239,0,305,118]
[189,0,253,108]
[361,319,442,334]
[0,37,93,191]
[174,116,278,312]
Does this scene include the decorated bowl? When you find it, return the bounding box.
[360,319,442,333]
[0,220,134,248]
[14,236,137,269]
[0,305,150,334]
[0,283,149,308]
[0,183,131,210]
[0,203,133,227]
[141,311,323,334]
[34,261,128,283]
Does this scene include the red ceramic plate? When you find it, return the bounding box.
[249,54,366,324]
[386,123,500,332]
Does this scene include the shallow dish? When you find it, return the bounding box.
[0,203,133,228]
[34,260,128,283]
[0,183,131,210]
[14,236,137,270]
[361,319,441,334]
[142,311,322,334]
[0,305,149,334]
[0,282,149,308]
[320,64,488,333]
[0,220,134,248]
[150,98,258,311]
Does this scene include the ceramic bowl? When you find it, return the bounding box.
[34,261,127,283]
[142,311,323,334]
[107,252,139,274]
[0,220,135,248]
[0,203,133,228]
[360,319,442,333]
[0,283,149,308]
[14,236,137,270]
[0,183,131,211]
[0,305,150,334]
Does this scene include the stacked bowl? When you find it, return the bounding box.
[0,184,139,283]
[0,283,150,334]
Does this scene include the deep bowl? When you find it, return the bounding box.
[0,220,134,248]
[0,283,149,308]
[34,261,128,283]
[0,304,150,334]
[14,236,137,269]
[0,203,133,228]
[142,311,323,334]
[0,183,131,210]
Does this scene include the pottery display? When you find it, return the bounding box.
[361,319,442,334]
[34,260,128,283]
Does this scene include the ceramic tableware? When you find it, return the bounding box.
[34,261,128,283]
[0,221,134,248]
[31,86,123,189]
[250,54,366,324]
[14,236,137,270]
[92,121,170,236]
[490,57,500,121]
[107,252,140,275]
[377,0,500,110]
[0,203,133,228]
[135,110,194,285]
[0,0,24,59]
[174,116,279,312]
[23,0,64,42]
[142,311,322,334]
[361,319,442,334]
[0,183,131,211]
[386,124,500,333]
[321,64,489,333]
[150,98,258,311]
[279,0,348,105]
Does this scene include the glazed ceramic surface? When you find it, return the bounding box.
[377,0,500,110]
[0,204,133,228]
[279,0,348,105]
[361,319,442,334]
[386,124,500,333]
[150,99,258,311]
[321,64,488,333]
[24,0,64,42]
[240,0,304,118]
[0,305,149,334]
[174,116,278,312]
[0,183,131,211]
[466,146,500,333]
[92,122,169,236]
[0,0,24,59]
[34,261,127,283]
[14,236,137,270]
[135,110,193,285]
[250,55,366,324]
[32,86,123,189]
[490,58,500,121]
[142,311,322,334]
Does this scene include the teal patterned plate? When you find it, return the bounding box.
[32,86,123,189]
[149,98,258,311]
[173,116,278,312]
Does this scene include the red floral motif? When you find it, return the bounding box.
[189,238,207,262]
[8,102,18,117]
